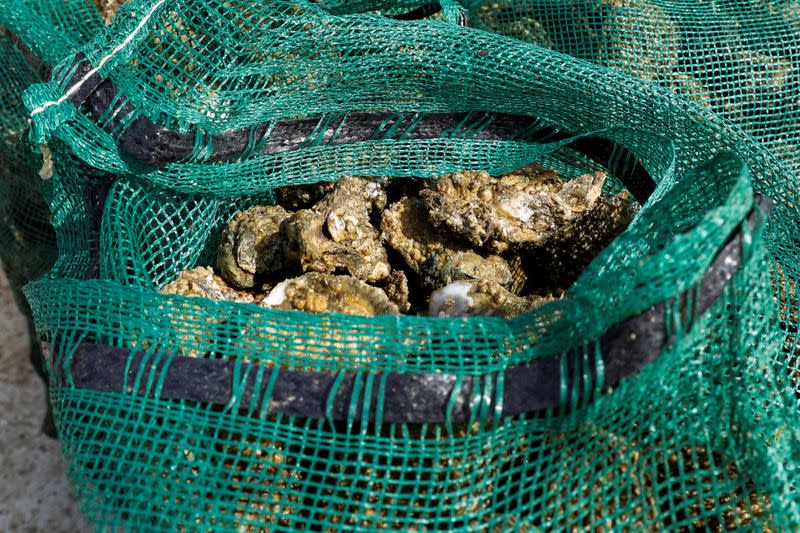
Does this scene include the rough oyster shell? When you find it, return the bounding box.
[380,197,513,288]
[420,164,606,252]
[263,273,399,316]
[159,267,260,359]
[429,279,551,319]
[284,176,391,283]
[380,269,411,313]
[161,266,259,304]
[217,205,294,289]
[524,191,639,293]
[93,0,126,23]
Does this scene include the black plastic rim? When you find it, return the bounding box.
[56,54,656,203]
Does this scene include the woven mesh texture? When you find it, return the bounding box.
[1,0,800,530]
[0,0,115,377]
[0,33,55,292]
[0,30,58,372]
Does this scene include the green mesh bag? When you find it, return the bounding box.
[0,31,57,391]
[3,0,800,530]
[0,1,117,425]
[464,0,800,166]
[0,32,53,300]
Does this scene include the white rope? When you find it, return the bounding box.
[29,0,168,117]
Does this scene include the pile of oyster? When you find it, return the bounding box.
[162,164,638,318]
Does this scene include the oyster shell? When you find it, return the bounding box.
[217,205,294,289]
[380,197,513,288]
[429,279,551,319]
[161,266,259,304]
[420,164,606,252]
[263,273,399,316]
[283,176,391,283]
[380,269,411,313]
[524,192,639,293]
[159,267,260,359]
[93,0,126,23]
[597,0,680,83]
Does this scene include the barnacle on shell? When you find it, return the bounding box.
[217,205,294,290]
[263,272,399,316]
[420,164,606,253]
[429,279,552,319]
[283,176,392,283]
[380,197,513,289]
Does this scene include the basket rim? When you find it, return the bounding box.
[47,195,769,421]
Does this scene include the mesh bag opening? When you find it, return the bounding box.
[2,0,800,530]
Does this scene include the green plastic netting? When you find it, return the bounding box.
[2,0,800,530]
[0,29,56,389]
[0,0,115,424]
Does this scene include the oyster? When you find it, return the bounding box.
[381,197,513,288]
[263,273,399,316]
[668,73,712,108]
[653,446,769,531]
[420,164,606,252]
[380,269,411,313]
[217,205,294,289]
[159,267,260,359]
[283,176,391,283]
[596,0,680,83]
[160,266,258,304]
[524,192,638,293]
[218,434,300,532]
[429,279,551,319]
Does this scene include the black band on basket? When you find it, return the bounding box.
[60,195,769,422]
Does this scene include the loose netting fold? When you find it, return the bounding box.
[319,0,800,176]
[2,0,800,530]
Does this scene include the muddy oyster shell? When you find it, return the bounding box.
[420,164,606,253]
[217,205,294,289]
[381,197,513,289]
[284,176,391,283]
[161,266,259,304]
[263,273,399,316]
[429,279,552,319]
